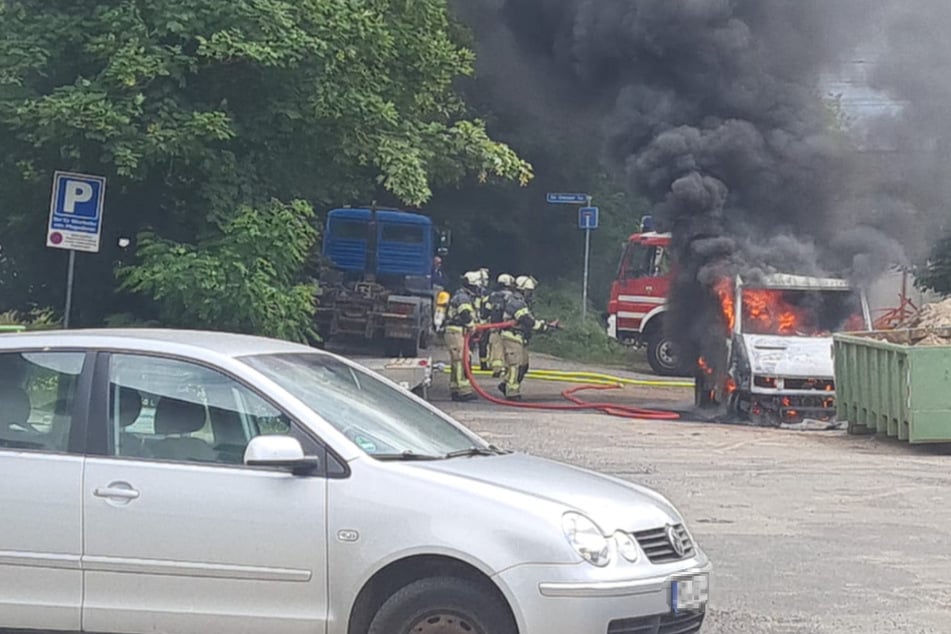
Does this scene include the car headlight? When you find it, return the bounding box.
[562,512,611,567]
[615,531,639,563]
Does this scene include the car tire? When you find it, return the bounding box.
[646,328,686,376]
[367,576,516,634]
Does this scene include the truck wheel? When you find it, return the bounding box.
[646,329,685,376]
[367,576,516,634]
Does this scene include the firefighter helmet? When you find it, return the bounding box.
[478,268,490,288]
[497,273,515,289]
[516,275,538,292]
[462,271,483,288]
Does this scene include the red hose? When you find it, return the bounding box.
[461,322,680,421]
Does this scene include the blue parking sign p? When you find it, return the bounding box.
[47,171,107,253]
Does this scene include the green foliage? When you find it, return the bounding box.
[0,0,531,330]
[916,234,951,296]
[117,200,318,342]
[0,307,60,330]
[529,283,631,366]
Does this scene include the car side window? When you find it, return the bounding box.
[0,351,85,453]
[108,354,293,465]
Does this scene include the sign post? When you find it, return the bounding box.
[46,171,107,328]
[548,193,598,321]
[578,201,599,322]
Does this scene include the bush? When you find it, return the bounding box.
[0,308,60,330]
[528,283,630,366]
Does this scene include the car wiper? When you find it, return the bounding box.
[444,445,507,459]
[374,451,443,461]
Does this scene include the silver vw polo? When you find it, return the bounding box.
[0,329,711,634]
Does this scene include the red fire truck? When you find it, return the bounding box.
[604,217,689,376]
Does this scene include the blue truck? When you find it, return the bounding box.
[316,206,450,357]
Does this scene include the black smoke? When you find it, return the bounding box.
[453,0,932,369]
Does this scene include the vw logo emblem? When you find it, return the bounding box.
[666,525,685,557]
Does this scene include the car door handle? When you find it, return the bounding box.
[94,486,140,501]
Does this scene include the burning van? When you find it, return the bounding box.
[697,274,872,425]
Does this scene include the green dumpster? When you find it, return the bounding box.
[834,328,951,444]
[0,325,25,333]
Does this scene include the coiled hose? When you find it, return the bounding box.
[461,322,681,421]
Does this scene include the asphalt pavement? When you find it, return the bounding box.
[430,351,951,634]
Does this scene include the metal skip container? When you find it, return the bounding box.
[834,328,951,443]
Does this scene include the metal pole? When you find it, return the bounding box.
[582,229,591,322]
[582,195,593,322]
[64,250,76,329]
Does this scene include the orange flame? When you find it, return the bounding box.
[715,279,735,330]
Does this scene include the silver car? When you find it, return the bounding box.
[0,329,711,634]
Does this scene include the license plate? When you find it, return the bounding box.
[671,573,709,615]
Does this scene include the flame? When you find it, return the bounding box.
[735,288,841,337]
[697,357,714,375]
[715,279,735,330]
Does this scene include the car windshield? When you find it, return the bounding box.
[241,353,485,458]
[740,288,865,336]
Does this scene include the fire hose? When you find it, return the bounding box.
[460,322,681,421]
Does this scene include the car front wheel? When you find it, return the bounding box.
[367,576,516,634]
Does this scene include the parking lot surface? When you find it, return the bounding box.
[433,357,951,633]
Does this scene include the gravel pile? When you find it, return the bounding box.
[914,298,951,330]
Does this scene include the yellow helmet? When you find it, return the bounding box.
[516,275,538,292]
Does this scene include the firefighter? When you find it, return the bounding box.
[471,268,492,370]
[499,275,559,401]
[445,271,482,402]
[483,273,516,377]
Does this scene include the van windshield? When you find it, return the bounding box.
[740,289,865,336]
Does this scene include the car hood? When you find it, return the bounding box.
[409,452,682,533]
[741,334,834,378]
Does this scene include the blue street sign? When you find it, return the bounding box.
[579,206,599,230]
[46,171,107,253]
[547,193,589,205]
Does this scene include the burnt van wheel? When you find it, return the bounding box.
[367,577,516,634]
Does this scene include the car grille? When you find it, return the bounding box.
[633,524,694,564]
[608,611,705,634]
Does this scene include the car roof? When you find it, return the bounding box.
[0,328,317,358]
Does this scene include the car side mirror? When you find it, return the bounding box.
[244,436,319,476]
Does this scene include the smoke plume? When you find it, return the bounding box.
[454,0,942,368]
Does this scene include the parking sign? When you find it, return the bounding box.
[47,171,107,253]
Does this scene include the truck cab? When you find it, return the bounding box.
[698,274,872,425]
[316,207,449,357]
[606,218,686,375]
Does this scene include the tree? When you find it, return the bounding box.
[117,199,319,341]
[0,0,532,327]
[916,235,951,297]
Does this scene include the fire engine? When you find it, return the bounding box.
[605,217,688,376]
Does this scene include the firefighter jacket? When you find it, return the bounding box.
[446,288,476,332]
[482,288,513,325]
[502,291,548,342]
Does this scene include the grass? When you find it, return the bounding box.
[528,284,633,367]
